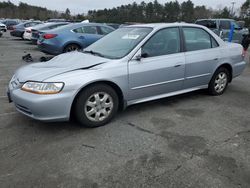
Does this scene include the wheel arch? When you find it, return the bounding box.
[70,80,125,120]
[63,41,82,52]
[215,63,233,82]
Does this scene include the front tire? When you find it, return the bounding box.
[208,67,230,95]
[74,84,119,128]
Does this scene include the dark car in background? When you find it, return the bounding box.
[195,18,249,43]
[10,21,42,39]
[106,23,120,29]
[37,23,114,55]
[2,19,20,30]
[31,22,70,44]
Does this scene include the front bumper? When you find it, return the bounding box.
[8,86,75,122]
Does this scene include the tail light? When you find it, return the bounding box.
[43,34,57,39]
[26,29,31,33]
[242,49,247,58]
[10,26,15,30]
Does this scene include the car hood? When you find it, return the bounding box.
[15,52,109,82]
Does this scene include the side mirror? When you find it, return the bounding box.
[141,53,149,58]
[135,52,148,61]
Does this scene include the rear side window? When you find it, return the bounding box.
[99,26,114,35]
[220,21,231,29]
[211,37,219,48]
[73,27,83,33]
[183,27,218,52]
[83,26,98,34]
[24,23,31,27]
[73,26,98,34]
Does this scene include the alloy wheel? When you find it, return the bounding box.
[84,92,114,122]
[214,72,228,93]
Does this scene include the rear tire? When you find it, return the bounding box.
[63,44,80,53]
[208,67,230,96]
[74,84,119,128]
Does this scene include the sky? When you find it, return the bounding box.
[4,0,247,14]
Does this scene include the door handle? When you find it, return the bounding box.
[213,58,219,61]
[174,64,181,67]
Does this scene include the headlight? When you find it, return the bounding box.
[21,81,64,94]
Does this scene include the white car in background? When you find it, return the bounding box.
[23,27,32,40]
[0,22,7,32]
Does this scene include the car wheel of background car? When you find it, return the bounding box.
[21,32,25,40]
[74,84,119,128]
[208,67,229,95]
[63,44,80,53]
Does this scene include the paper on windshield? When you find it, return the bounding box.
[122,34,140,40]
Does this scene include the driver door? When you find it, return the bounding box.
[128,27,185,102]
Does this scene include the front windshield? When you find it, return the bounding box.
[84,27,153,59]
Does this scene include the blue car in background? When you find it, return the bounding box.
[31,22,70,44]
[37,23,115,55]
[10,21,42,39]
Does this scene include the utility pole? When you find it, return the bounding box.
[231,1,236,16]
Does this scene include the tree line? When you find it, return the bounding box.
[87,0,241,23]
[0,0,249,25]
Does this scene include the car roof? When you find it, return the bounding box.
[196,18,234,21]
[126,22,207,30]
[50,22,114,32]
[32,22,68,30]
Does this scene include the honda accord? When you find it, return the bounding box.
[8,23,247,127]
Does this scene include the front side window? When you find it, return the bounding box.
[141,27,180,57]
[183,27,217,52]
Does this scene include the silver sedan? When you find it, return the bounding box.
[8,23,247,127]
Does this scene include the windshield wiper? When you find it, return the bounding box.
[83,50,105,57]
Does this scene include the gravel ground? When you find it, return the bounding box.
[0,31,250,188]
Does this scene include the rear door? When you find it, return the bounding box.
[74,26,101,47]
[182,27,220,89]
[128,27,185,101]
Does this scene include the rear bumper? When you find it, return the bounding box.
[38,42,62,55]
[31,38,38,44]
[233,60,247,78]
